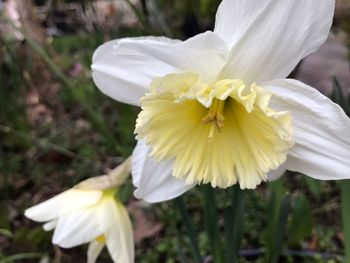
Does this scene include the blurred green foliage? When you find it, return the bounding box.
[0,0,349,262]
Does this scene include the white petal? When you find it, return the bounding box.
[24,189,102,222]
[264,79,350,180]
[267,165,286,181]
[43,220,57,231]
[132,140,194,203]
[215,0,335,83]
[97,197,134,263]
[92,32,228,106]
[52,209,101,248]
[88,240,105,263]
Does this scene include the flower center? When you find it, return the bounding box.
[202,98,226,138]
[135,72,294,189]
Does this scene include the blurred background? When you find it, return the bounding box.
[0,0,349,262]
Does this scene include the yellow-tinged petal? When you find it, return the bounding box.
[136,72,294,189]
[25,162,134,263]
[75,157,131,191]
[88,240,105,263]
[24,189,102,223]
[98,192,134,263]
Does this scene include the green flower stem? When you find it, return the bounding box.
[224,185,245,263]
[266,180,291,263]
[174,196,202,263]
[341,180,350,262]
[201,185,224,263]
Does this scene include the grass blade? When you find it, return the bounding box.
[174,197,202,263]
[330,76,349,116]
[201,185,224,263]
[287,195,313,245]
[304,177,321,199]
[0,253,43,263]
[269,195,291,263]
[331,76,346,109]
[341,180,350,262]
[224,185,245,263]
[266,180,290,263]
[0,228,13,238]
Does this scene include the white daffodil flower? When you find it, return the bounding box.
[25,159,134,263]
[92,0,350,203]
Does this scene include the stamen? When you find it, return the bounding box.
[208,123,216,139]
[202,98,226,138]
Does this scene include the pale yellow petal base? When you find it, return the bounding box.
[136,73,294,189]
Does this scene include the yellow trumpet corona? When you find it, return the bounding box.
[135,73,294,189]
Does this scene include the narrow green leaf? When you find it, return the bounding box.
[267,180,285,237]
[0,228,13,238]
[287,195,313,245]
[266,180,290,263]
[330,76,350,116]
[224,186,245,263]
[123,0,153,34]
[148,0,173,37]
[304,177,321,199]
[341,180,350,262]
[200,0,211,15]
[174,197,202,263]
[330,76,345,108]
[269,195,291,263]
[0,253,43,263]
[201,185,224,263]
[4,18,120,152]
